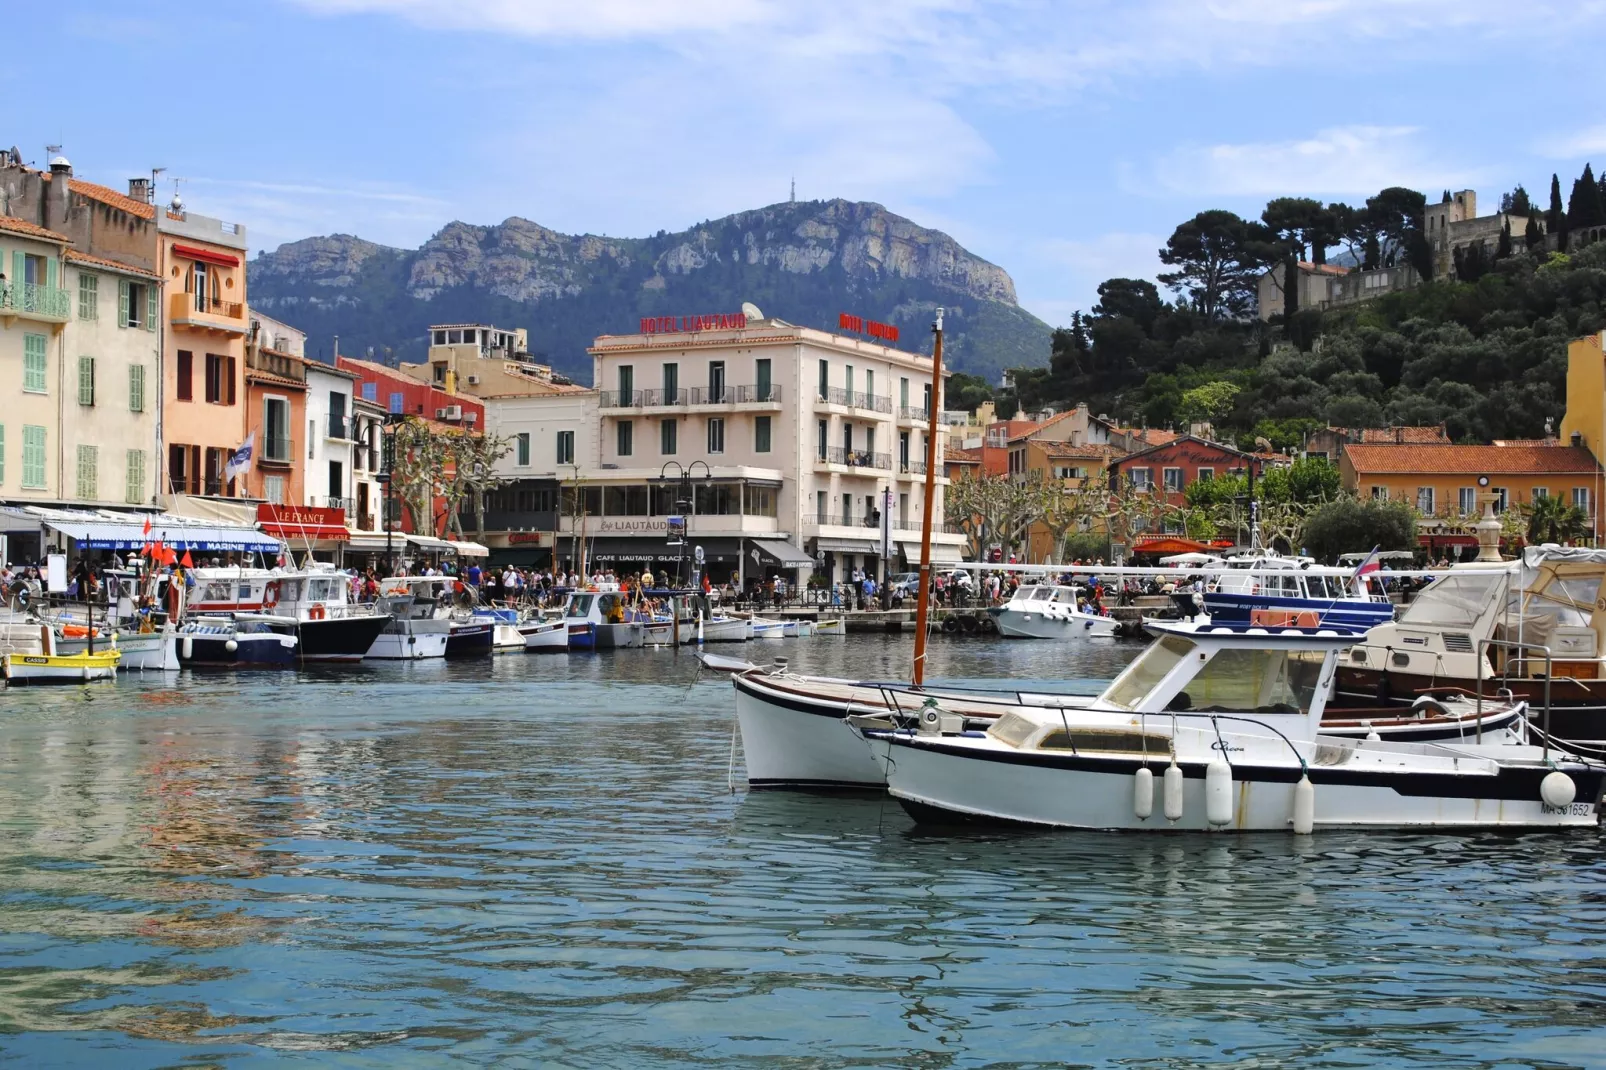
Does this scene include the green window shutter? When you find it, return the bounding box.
[23,334,47,393]
[76,444,97,500]
[46,256,58,292]
[118,279,130,328]
[146,283,158,332]
[129,364,145,412]
[126,449,145,504]
[22,426,46,489]
[11,252,23,300]
[78,356,95,406]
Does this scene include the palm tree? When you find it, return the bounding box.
[1526,495,1589,545]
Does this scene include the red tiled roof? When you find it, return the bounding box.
[64,249,159,279]
[1113,427,1179,447]
[1035,441,1111,461]
[0,215,71,243]
[1345,443,1601,475]
[67,177,156,220]
[246,369,307,390]
[944,447,983,464]
[1336,425,1451,444]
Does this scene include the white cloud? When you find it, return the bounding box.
[1152,125,1484,198]
[1540,125,1606,160]
[1021,231,1167,324]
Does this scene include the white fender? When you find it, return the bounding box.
[1163,761,1184,822]
[1292,774,1315,834]
[1540,771,1577,809]
[1205,759,1233,826]
[1133,766,1154,820]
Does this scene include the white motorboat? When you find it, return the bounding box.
[367,584,451,660]
[992,584,1117,639]
[563,591,646,650]
[857,621,1604,831]
[520,618,569,652]
[700,617,750,644]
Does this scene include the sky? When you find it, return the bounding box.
[7,0,1606,329]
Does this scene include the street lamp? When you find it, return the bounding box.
[658,460,711,588]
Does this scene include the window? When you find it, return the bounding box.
[756,358,772,401]
[124,449,145,504]
[432,330,446,346]
[1128,467,1153,491]
[263,475,285,505]
[23,334,47,393]
[192,261,209,312]
[900,377,909,408]
[818,419,828,460]
[1163,467,1184,492]
[1008,448,1025,476]
[1493,487,1509,512]
[743,484,778,517]
[708,360,726,403]
[663,362,679,400]
[1416,486,1435,513]
[818,359,829,400]
[661,418,677,455]
[845,365,854,401]
[1197,467,1214,481]
[899,492,909,525]
[265,398,291,461]
[1370,485,1389,501]
[202,354,236,405]
[329,391,348,438]
[899,431,910,469]
[618,364,634,402]
[516,432,530,466]
[843,422,853,456]
[363,381,378,402]
[617,419,634,457]
[842,492,853,523]
[865,370,875,405]
[78,273,98,320]
[1532,486,1549,502]
[707,417,725,454]
[923,382,933,416]
[557,430,575,465]
[755,415,772,453]
[433,363,446,384]
[22,425,46,489]
[1573,487,1591,511]
[118,280,154,331]
[129,365,145,412]
[77,355,95,407]
[388,391,404,415]
[816,490,826,522]
[1459,486,1477,514]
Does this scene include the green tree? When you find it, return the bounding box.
[1496,220,1512,260]
[1177,380,1240,424]
[1302,497,1418,563]
[1526,494,1589,545]
[946,371,994,413]
[1524,214,1544,250]
[1364,187,1429,274]
[1568,163,1605,229]
[1549,173,1569,249]
[1157,210,1266,320]
[1500,185,1534,216]
[1262,197,1326,316]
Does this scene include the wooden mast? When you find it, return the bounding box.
[911,307,944,686]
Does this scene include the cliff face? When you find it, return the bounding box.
[249,199,1048,378]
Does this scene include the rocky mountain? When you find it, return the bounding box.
[248,199,1051,381]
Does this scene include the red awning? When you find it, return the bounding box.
[172,243,241,267]
[260,521,349,543]
[1131,536,1215,555]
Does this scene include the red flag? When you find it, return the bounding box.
[142,516,152,536]
[180,550,193,568]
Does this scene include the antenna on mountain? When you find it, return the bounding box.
[790,177,795,204]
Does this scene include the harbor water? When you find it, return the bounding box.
[1,635,1603,1067]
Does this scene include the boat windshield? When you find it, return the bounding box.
[1028,587,1053,601]
[1180,647,1326,715]
[1398,573,1504,627]
[1102,634,1195,710]
[566,594,595,618]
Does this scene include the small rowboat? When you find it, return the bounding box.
[3,649,120,684]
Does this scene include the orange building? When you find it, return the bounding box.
[1340,442,1604,546]
[158,199,250,498]
[240,340,307,507]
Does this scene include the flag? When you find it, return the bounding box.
[1352,545,1382,579]
[180,550,193,568]
[224,432,255,482]
[142,516,152,537]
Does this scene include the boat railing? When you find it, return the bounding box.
[1477,638,1552,754]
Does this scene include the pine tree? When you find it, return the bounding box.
[1550,173,1570,250]
[1496,220,1512,259]
[1525,214,1544,249]
[1568,163,1605,228]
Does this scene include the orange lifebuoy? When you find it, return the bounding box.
[308,603,326,621]
[264,580,280,608]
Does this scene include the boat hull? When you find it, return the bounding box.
[701,618,749,644]
[596,622,644,649]
[732,671,886,788]
[877,734,1605,831]
[1204,593,1394,630]
[993,607,1118,639]
[365,618,450,660]
[178,630,298,667]
[1333,665,1606,745]
[446,621,495,658]
[57,630,179,671]
[3,651,120,683]
[296,614,392,663]
[520,621,568,652]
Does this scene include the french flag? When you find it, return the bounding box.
[1353,545,1382,579]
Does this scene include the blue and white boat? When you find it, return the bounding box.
[176,617,298,667]
[1173,551,1395,630]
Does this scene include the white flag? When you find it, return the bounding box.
[224,432,255,481]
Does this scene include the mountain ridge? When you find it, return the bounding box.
[248,199,1051,380]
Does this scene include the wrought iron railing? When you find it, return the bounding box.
[640,388,688,406]
[825,447,892,469]
[851,392,893,414]
[0,282,72,318]
[898,405,928,422]
[598,390,642,408]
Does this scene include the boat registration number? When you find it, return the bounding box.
[1542,801,1596,817]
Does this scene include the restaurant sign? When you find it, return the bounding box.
[256,503,345,527]
[839,312,900,343]
[640,313,747,334]
[598,519,669,533]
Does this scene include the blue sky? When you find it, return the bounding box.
[7,0,1606,328]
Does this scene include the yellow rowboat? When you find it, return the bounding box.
[2,649,121,684]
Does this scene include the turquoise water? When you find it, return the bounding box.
[1,636,1602,1068]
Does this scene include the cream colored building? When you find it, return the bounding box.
[583,314,965,585]
[0,216,74,503]
[400,322,575,401]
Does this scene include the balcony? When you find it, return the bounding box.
[641,388,689,407]
[327,417,351,441]
[898,406,929,424]
[261,437,294,466]
[686,384,782,406]
[170,291,247,334]
[247,348,306,382]
[851,392,893,415]
[321,495,356,514]
[0,281,71,324]
[599,389,642,410]
[823,446,892,470]
[900,461,928,476]
[818,387,850,407]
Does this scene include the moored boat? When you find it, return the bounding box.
[991,584,1117,639]
[3,648,120,684]
[177,618,298,667]
[519,618,568,652]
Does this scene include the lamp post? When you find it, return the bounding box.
[658,460,711,589]
[380,414,399,576]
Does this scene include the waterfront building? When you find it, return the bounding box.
[585,312,965,586]
[305,358,362,515]
[1109,435,1273,508]
[158,194,250,499]
[477,385,598,569]
[1340,441,1604,550]
[400,323,575,399]
[241,313,307,508]
[0,155,163,511]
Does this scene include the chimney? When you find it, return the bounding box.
[45,153,71,231]
[1571,431,1583,448]
[128,177,150,203]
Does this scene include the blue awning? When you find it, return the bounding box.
[46,518,284,552]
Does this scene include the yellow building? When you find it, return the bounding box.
[1561,331,1606,457]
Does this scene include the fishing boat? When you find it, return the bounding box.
[991,584,1118,639]
[563,590,645,650]
[0,620,119,683]
[49,618,179,671]
[377,577,492,658]
[367,586,451,660]
[1192,553,1396,630]
[1332,546,1606,747]
[519,617,569,652]
[702,616,751,643]
[814,617,846,636]
[252,570,391,663]
[747,618,786,640]
[855,620,1604,831]
[176,617,298,667]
